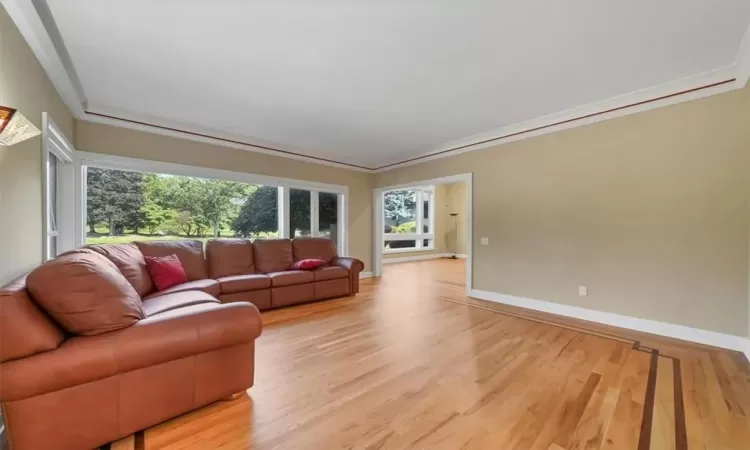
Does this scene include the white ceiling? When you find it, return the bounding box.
[46,1,750,169]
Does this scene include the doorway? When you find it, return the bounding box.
[372,173,472,294]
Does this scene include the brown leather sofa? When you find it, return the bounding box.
[0,237,363,450]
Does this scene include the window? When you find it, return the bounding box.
[85,168,278,244]
[78,154,347,254]
[383,186,434,253]
[42,113,75,261]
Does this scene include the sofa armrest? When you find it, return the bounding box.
[333,257,364,294]
[0,302,262,402]
[333,257,364,273]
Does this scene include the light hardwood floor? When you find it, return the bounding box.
[103,259,749,450]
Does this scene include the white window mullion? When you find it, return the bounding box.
[338,193,346,254]
[310,191,319,237]
[415,190,423,249]
[279,185,290,238]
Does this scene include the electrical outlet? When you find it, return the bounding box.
[480,237,489,246]
[578,286,587,296]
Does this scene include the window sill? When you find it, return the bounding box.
[382,247,436,255]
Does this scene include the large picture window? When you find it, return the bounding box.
[382,185,434,253]
[79,154,347,254]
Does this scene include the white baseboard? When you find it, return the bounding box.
[359,271,374,279]
[469,289,749,353]
[382,253,467,264]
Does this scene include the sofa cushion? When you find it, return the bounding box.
[267,270,315,287]
[292,238,337,264]
[144,254,188,291]
[143,279,220,300]
[313,266,349,281]
[219,291,271,310]
[135,240,207,281]
[218,274,270,294]
[87,243,154,296]
[142,291,219,316]
[253,239,294,273]
[26,250,146,336]
[0,302,262,402]
[206,239,255,278]
[0,275,65,362]
[292,258,326,270]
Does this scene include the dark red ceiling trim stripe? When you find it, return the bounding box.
[86,78,735,173]
[374,78,736,170]
[84,111,373,170]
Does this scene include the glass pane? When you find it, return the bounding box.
[422,191,430,234]
[318,192,338,242]
[234,185,279,240]
[86,167,272,244]
[290,189,311,238]
[384,239,417,250]
[383,189,416,233]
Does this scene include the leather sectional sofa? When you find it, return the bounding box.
[0,237,363,450]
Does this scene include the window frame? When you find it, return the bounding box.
[41,113,75,261]
[74,152,348,255]
[382,185,435,254]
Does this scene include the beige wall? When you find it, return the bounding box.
[377,86,750,337]
[0,5,74,284]
[74,121,374,271]
[445,182,468,255]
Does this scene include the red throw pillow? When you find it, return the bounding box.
[144,254,188,291]
[292,259,326,270]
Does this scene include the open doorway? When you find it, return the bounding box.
[373,173,472,293]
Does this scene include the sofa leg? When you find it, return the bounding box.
[222,391,245,401]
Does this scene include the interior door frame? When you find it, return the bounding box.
[373,172,473,294]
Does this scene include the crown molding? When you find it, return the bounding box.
[373,68,740,172]
[2,0,86,118]
[736,23,750,87]
[8,1,749,174]
[82,111,374,172]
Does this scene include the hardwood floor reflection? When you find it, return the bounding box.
[105,259,750,450]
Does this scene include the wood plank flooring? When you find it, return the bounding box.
[99,259,750,449]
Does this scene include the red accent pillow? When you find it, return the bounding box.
[144,254,188,291]
[292,259,326,270]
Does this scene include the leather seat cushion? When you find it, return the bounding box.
[144,279,220,300]
[267,270,314,287]
[218,274,270,294]
[313,266,349,281]
[142,291,219,316]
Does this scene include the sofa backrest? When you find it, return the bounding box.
[0,275,65,362]
[292,238,338,264]
[135,240,208,281]
[26,249,146,336]
[206,239,255,278]
[87,243,154,296]
[253,239,294,273]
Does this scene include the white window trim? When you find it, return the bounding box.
[382,185,435,254]
[42,113,76,261]
[74,151,349,255]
